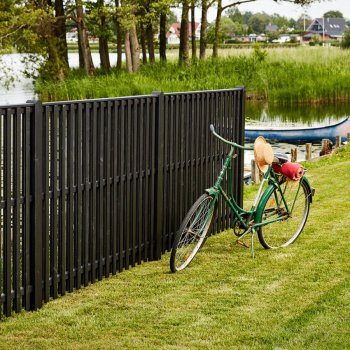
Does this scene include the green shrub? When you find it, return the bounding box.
[341,29,350,49]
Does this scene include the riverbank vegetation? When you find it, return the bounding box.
[36,46,350,105]
[0,144,349,349]
[0,0,327,81]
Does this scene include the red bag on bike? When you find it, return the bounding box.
[272,162,304,181]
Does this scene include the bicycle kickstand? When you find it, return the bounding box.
[251,228,256,258]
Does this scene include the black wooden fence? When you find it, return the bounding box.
[0,87,245,318]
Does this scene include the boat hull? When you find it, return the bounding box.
[245,118,350,143]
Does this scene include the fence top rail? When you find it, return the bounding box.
[41,94,157,107]
[164,87,244,97]
[0,87,245,110]
[0,102,35,109]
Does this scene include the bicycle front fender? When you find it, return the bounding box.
[205,187,219,197]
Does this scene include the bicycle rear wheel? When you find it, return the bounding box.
[170,194,216,273]
[257,178,311,249]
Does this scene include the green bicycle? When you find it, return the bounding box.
[170,124,315,273]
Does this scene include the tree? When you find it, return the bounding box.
[220,17,241,38]
[226,7,243,24]
[114,0,123,70]
[54,0,69,70]
[97,0,111,72]
[323,11,343,18]
[271,13,289,30]
[248,12,270,33]
[191,0,196,60]
[118,2,140,72]
[83,0,113,72]
[137,0,158,64]
[199,0,216,59]
[295,13,312,30]
[159,10,167,61]
[76,0,96,76]
[212,0,223,57]
[211,0,323,56]
[159,8,177,62]
[341,29,350,49]
[179,0,190,65]
[0,0,70,80]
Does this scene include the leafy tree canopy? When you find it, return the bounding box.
[323,10,343,18]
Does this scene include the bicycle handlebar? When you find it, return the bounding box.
[209,124,253,150]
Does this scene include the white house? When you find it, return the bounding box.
[167,22,201,45]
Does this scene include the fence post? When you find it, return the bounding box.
[335,135,342,148]
[152,91,165,260]
[305,143,312,161]
[28,99,43,310]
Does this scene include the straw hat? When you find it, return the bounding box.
[254,136,274,173]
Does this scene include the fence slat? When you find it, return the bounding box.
[13,109,21,313]
[76,103,83,289]
[51,105,59,299]
[4,109,12,317]
[59,105,67,296]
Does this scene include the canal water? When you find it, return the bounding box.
[244,101,350,166]
[1,53,349,165]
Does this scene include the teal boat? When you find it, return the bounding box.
[245,117,350,142]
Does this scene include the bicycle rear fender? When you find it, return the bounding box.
[302,176,314,203]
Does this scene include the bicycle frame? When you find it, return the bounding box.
[206,126,306,239]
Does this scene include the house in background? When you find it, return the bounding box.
[167,22,201,45]
[66,28,78,42]
[303,17,348,41]
[265,23,278,33]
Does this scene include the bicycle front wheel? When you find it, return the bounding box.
[170,194,216,273]
[257,178,311,249]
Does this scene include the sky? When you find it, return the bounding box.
[204,0,350,22]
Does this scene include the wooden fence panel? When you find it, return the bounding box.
[0,88,245,318]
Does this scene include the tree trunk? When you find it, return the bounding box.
[115,0,122,69]
[159,12,167,62]
[99,35,110,72]
[191,0,196,60]
[213,0,222,58]
[200,0,208,59]
[39,0,67,79]
[140,25,148,64]
[179,0,189,65]
[54,0,68,69]
[98,0,111,72]
[125,30,133,73]
[76,0,96,75]
[147,23,155,63]
[77,33,85,69]
[129,22,140,72]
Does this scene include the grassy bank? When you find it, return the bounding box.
[36,46,350,104]
[1,144,349,349]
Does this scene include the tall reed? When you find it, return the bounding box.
[36,46,350,105]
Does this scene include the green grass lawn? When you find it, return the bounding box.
[0,145,349,349]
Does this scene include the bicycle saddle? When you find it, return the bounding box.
[273,153,289,165]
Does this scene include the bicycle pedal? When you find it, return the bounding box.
[236,240,249,248]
